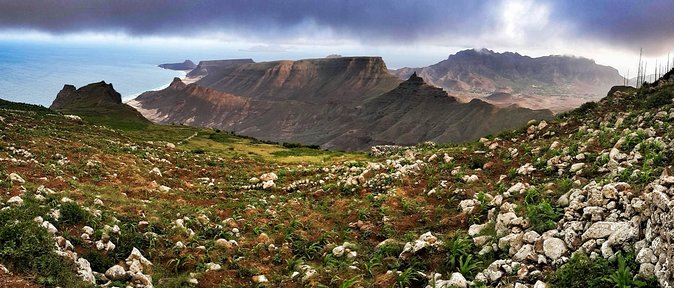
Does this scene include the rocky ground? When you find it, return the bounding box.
[1,73,673,287]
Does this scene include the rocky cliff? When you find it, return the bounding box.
[132,58,551,150]
[392,49,624,112]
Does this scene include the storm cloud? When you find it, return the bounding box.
[0,0,672,54]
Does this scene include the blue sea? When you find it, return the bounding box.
[0,41,200,106]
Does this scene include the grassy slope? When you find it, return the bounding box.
[0,75,672,287]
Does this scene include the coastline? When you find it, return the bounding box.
[122,70,187,103]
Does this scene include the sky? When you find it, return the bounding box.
[1,0,673,75]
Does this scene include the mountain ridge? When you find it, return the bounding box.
[132,57,552,150]
[391,48,624,112]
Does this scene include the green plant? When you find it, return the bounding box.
[525,187,561,233]
[607,254,646,288]
[643,90,673,108]
[445,233,474,271]
[338,275,361,288]
[364,256,382,278]
[457,255,481,277]
[396,267,423,288]
[526,201,560,233]
[59,202,89,225]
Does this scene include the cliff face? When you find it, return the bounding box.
[195,57,401,102]
[391,49,624,112]
[132,57,551,150]
[187,59,255,78]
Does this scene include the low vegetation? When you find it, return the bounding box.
[0,72,673,287]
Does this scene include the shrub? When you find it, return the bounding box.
[60,202,89,225]
[643,90,673,108]
[525,188,561,233]
[0,202,86,287]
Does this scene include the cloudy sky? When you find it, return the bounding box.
[1,0,673,74]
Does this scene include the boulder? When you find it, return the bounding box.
[105,265,129,281]
[543,238,567,260]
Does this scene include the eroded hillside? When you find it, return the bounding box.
[131,57,552,150]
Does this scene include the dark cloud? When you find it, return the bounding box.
[0,0,672,54]
[546,0,674,55]
[0,0,492,43]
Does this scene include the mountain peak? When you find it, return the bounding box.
[407,72,424,83]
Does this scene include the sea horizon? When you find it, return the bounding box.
[0,41,192,107]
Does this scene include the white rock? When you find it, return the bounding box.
[42,221,57,234]
[252,275,268,283]
[446,272,468,288]
[9,173,25,183]
[543,238,567,260]
[262,180,275,189]
[468,223,488,236]
[76,258,96,284]
[126,247,152,272]
[149,167,162,177]
[260,172,278,182]
[130,273,153,287]
[105,264,129,281]
[569,163,585,173]
[582,221,630,240]
[205,262,222,271]
[174,241,185,249]
[7,196,23,206]
[332,246,345,257]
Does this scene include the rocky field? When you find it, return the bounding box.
[1,72,674,287]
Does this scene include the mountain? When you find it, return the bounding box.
[131,58,552,150]
[391,49,624,112]
[158,60,197,71]
[50,81,149,127]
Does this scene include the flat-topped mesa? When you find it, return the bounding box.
[50,81,121,110]
[187,59,255,77]
[193,56,401,102]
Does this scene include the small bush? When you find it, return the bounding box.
[60,202,89,225]
[643,90,673,108]
[81,250,115,272]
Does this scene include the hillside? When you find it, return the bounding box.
[392,49,624,112]
[1,70,674,287]
[131,58,551,150]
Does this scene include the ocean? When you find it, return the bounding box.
[0,41,192,106]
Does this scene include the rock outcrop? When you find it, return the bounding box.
[50,81,149,123]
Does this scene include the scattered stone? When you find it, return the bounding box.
[252,274,268,283]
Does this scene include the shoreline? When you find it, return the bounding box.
[122,70,187,103]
